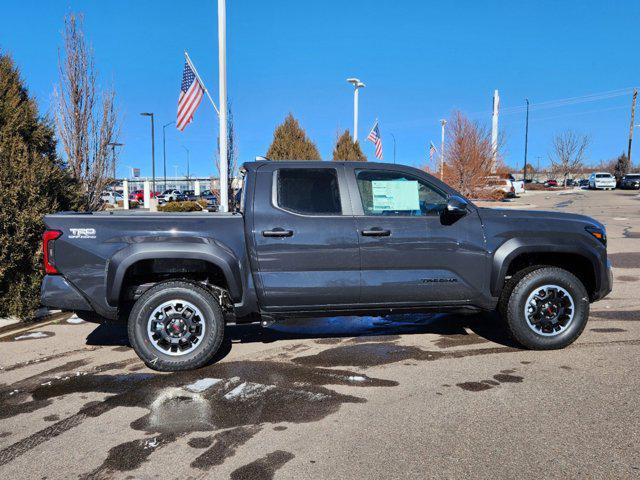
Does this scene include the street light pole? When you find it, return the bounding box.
[107,142,124,180]
[182,146,190,189]
[390,133,396,164]
[140,113,155,193]
[440,119,447,181]
[347,78,365,142]
[218,0,229,213]
[524,99,530,181]
[162,121,175,191]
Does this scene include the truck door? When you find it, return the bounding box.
[250,164,361,311]
[347,166,486,306]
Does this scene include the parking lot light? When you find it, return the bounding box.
[347,78,365,142]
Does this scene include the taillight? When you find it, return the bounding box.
[43,230,62,274]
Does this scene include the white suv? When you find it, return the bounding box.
[588,172,616,190]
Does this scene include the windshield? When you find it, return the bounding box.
[162,190,172,194]
[625,174,640,179]
[595,174,612,178]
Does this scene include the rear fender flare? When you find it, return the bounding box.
[106,242,242,306]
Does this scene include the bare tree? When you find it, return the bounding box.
[549,131,589,186]
[442,111,504,198]
[215,103,237,208]
[54,14,119,210]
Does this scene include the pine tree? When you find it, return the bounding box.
[332,130,367,161]
[0,53,78,319]
[613,152,630,181]
[266,114,321,160]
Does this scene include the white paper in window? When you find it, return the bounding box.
[371,180,420,211]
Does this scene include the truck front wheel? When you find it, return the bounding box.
[128,280,224,371]
[503,267,590,349]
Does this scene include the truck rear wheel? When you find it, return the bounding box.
[504,267,589,349]
[128,280,224,371]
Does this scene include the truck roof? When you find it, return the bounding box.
[242,160,403,171]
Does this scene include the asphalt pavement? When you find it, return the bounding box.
[0,188,639,479]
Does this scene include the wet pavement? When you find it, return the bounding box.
[1,189,639,479]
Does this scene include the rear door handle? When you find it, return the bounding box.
[361,228,391,237]
[262,228,294,238]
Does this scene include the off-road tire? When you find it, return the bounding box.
[503,267,589,349]
[128,280,224,371]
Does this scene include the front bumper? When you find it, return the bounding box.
[593,259,613,301]
[41,275,92,311]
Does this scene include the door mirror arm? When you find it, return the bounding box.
[440,195,469,225]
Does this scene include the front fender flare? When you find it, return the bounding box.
[490,238,601,297]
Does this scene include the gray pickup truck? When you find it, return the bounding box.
[41,161,612,371]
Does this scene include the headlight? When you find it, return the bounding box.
[585,225,606,246]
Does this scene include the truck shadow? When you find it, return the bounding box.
[85,311,517,358]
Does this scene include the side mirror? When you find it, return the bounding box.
[441,195,468,225]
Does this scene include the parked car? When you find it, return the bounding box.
[183,190,197,201]
[158,189,185,203]
[100,191,123,205]
[199,189,219,211]
[619,173,640,190]
[578,179,590,187]
[129,190,160,202]
[588,172,616,190]
[544,179,558,187]
[41,160,612,371]
[485,177,516,198]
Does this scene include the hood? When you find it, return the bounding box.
[477,207,604,230]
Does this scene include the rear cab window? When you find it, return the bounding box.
[276,168,342,215]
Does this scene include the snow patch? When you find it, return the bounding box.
[223,381,275,400]
[613,217,628,221]
[145,438,159,449]
[14,332,48,340]
[184,378,222,393]
[347,375,367,382]
[67,315,84,324]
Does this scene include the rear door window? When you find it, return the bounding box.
[276,168,342,215]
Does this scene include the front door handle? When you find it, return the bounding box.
[361,228,391,237]
[262,228,294,238]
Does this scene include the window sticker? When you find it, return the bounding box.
[371,180,420,211]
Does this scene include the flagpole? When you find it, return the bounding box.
[184,51,220,116]
[218,0,229,213]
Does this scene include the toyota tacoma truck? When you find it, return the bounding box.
[41,161,612,371]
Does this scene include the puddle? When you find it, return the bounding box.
[608,252,640,269]
[591,310,640,321]
[622,227,640,239]
[433,333,489,349]
[591,327,627,333]
[617,275,638,282]
[191,426,260,471]
[230,450,295,480]
[456,368,524,392]
[0,359,395,470]
[293,342,516,368]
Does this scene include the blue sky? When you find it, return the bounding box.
[2,0,639,178]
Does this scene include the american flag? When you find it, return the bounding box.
[429,141,437,163]
[176,61,204,131]
[367,121,383,159]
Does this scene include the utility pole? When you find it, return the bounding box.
[440,119,447,181]
[347,78,366,142]
[629,88,637,164]
[140,113,155,193]
[162,121,175,191]
[390,133,396,164]
[523,99,530,181]
[491,90,499,172]
[218,0,229,212]
[107,142,123,180]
